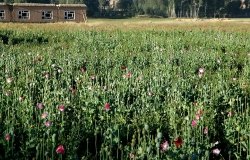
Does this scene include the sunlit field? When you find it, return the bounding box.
[1,18,250,31]
[0,18,250,160]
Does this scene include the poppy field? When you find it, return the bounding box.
[0,23,250,160]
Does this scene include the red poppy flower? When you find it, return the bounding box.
[174,137,183,148]
[56,145,65,154]
[104,103,110,111]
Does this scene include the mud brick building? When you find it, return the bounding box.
[0,3,87,23]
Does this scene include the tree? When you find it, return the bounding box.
[167,0,176,17]
[99,0,109,9]
[84,0,99,16]
[117,0,133,10]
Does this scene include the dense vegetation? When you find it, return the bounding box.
[0,0,250,18]
[0,27,250,159]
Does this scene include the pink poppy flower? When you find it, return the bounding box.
[212,148,220,155]
[192,120,197,127]
[204,126,208,135]
[58,105,65,112]
[56,145,65,154]
[227,111,233,117]
[195,114,200,120]
[36,103,44,109]
[160,140,169,152]
[5,133,10,141]
[45,121,52,127]
[104,103,110,111]
[41,112,48,119]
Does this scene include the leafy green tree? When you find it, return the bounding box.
[84,0,99,16]
[117,0,133,10]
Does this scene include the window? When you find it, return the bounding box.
[0,10,5,19]
[64,11,75,20]
[42,11,53,20]
[18,10,30,19]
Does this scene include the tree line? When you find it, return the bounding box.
[1,0,250,18]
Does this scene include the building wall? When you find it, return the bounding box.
[12,5,58,23]
[0,4,12,22]
[0,3,87,23]
[57,5,87,22]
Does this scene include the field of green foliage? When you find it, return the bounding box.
[0,24,250,160]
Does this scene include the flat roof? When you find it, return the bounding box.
[11,3,86,8]
[0,3,8,5]
[13,3,56,7]
[57,4,87,8]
